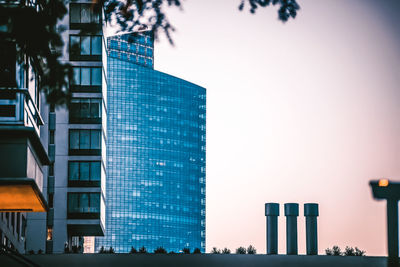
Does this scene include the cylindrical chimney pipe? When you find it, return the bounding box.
[265,203,279,254]
[304,203,319,255]
[284,203,299,255]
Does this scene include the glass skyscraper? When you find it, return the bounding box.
[95,31,206,252]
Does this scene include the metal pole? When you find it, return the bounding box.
[304,203,319,255]
[387,199,399,267]
[265,203,279,254]
[284,203,299,255]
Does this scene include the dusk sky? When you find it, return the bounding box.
[150,0,400,255]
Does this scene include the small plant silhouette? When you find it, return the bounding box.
[344,246,355,256]
[211,247,221,254]
[139,246,147,253]
[221,248,231,254]
[193,248,201,254]
[154,247,167,254]
[329,246,342,256]
[246,245,257,254]
[182,248,191,254]
[235,247,246,254]
[130,247,137,254]
[325,246,365,256]
[354,247,366,256]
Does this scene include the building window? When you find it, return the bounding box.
[68,161,101,187]
[70,35,102,60]
[69,98,102,124]
[67,193,100,219]
[69,129,101,155]
[71,67,102,92]
[138,45,145,55]
[70,3,101,29]
[46,227,53,241]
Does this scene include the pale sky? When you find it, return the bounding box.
[153,0,400,256]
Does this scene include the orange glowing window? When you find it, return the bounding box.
[378,179,389,187]
[47,227,53,241]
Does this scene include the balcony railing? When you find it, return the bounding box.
[0,0,41,9]
[0,88,44,136]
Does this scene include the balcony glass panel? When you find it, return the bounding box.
[91,131,100,149]
[69,162,79,181]
[81,36,91,55]
[81,68,90,85]
[69,130,80,149]
[80,162,90,181]
[90,162,101,181]
[92,36,102,55]
[79,130,90,149]
[67,193,101,218]
[91,68,102,86]
[68,161,101,187]
[80,5,90,23]
[70,4,80,23]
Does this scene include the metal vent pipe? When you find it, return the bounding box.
[284,203,299,255]
[304,203,319,255]
[265,203,279,254]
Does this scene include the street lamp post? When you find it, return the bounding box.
[370,179,400,267]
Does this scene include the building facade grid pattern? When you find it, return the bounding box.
[95,33,205,252]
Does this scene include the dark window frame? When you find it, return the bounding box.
[68,129,101,155]
[70,66,102,93]
[69,35,102,61]
[69,98,102,124]
[67,192,100,219]
[68,161,101,187]
[69,3,102,30]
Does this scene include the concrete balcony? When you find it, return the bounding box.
[0,89,49,212]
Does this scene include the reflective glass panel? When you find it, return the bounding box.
[81,68,90,85]
[81,5,90,23]
[90,130,100,149]
[91,68,102,85]
[90,99,100,118]
[81,36,91,55]
[80,194,89,212]
[92,36,102,55]
[90,162,101,181]
[68,194,79,212]
[70,4,80,23]
[80,99,90,118]
[79,130,90,149]
[90,193,100,212]
[80,162,90,180]
[72,67,80,84]
[69,130,79,149]
[68,162,79,180]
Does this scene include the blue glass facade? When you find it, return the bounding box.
[95,32,206,253]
